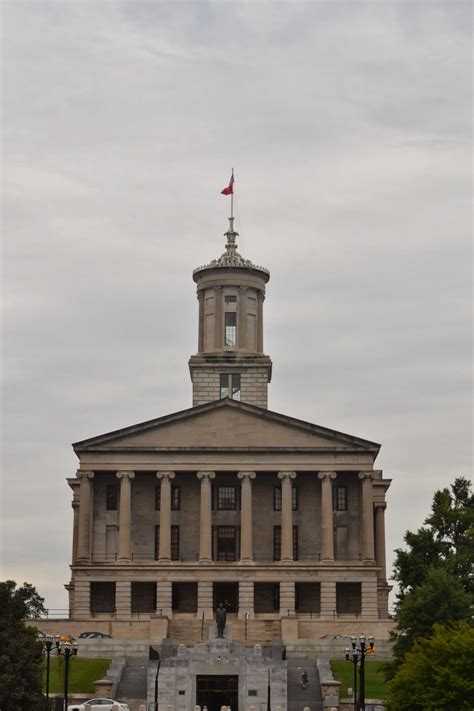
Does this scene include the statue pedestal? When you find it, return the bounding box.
[208,622,231,642]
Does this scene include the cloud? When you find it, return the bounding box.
[1,0,471,608]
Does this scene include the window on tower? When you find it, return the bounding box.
[220,373,241,400]
[224,312,237,346]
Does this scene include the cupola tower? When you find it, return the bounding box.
[189,218,272,407]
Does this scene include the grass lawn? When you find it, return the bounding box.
[43,657,111,694]
[330,660,388,700]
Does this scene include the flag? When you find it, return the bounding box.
[221,173,234,195]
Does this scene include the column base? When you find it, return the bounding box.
[157,558,171,565]
[238,558,255,565]
[320,557,335,564]
[198,558,214,565]
[279,558,294,564]
[116,558,132,564]
[362,558,376,565]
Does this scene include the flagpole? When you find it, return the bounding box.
[231,168,234,220]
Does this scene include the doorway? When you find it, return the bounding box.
[213,582,239,613]
[196,675,238,711]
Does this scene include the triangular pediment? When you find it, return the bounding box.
[73,399,379,453]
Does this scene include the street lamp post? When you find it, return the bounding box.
[39,633,60,704]
[58,639,78,710]
[344,633,374,711]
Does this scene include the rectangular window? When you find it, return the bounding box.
[156,484,180,510]
[333,485,347,511]
[273,486,298,511]
[155,526,180,561]
[220,373,229,398]
[231,373,241,401]
[220,373,241,401]
[273,526,298,560]
[224,312,237,346]
[106,484,118,511]
[131,582,156,613]
[171,486,180,511]
[171,526,180,560]
[218,485,237,510]
[225,295,237,303]
[215,526,238,561]
[90,582,116,613]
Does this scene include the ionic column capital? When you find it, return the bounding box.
[116,471,135,480]
[358,471,375,481]
[197,471,216,480]
[238,471,256,480]
[375,502,387,511]
[197,289,205,302]
[239,285,248,294]
[156,471,175,481]
[278,471,297,481]
[214,285,223,294]
[77,470,94,481]
[318,471,336,481]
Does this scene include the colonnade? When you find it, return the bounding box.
[75,469,386,572]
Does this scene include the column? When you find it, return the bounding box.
[116,581,132,618]
[197,580,214,620]
[76,471,94,562]
[156,471,175,562]
[238,286,248,350]
[278,472,296,562]
[71,488,80,563]
[374,503,387,579]
[197,290,205,352]
[238,471,256,563]
[257,291,264,353]
[214,286,223,349]
[359,472,375,562]
[238,581,255,619]
[197,471,215,562]
[318,472,336,562]
[320,581,337,619]
[116,471,135,562]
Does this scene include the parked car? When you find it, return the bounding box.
[67,699,128,710]
[78,631,112,639]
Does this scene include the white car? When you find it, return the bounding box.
[68,700,129,711]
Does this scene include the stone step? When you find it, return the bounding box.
[287,658,322,711]
[116,657,148,700]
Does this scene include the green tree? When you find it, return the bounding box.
[387,622,474,710]
[393,476,473,600]
[0,580,49,711]
[386,477,473,678]
[386,567,472,676]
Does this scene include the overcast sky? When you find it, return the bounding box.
[2,1,472,611]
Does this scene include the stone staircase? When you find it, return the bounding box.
[168,617,281,645]
[287,658,323,711]
[116,657,148,707]
[168,618,208,644]
[231,619,281,644]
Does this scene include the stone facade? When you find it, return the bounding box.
[148,637,287,711]
[66,217,393,645]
